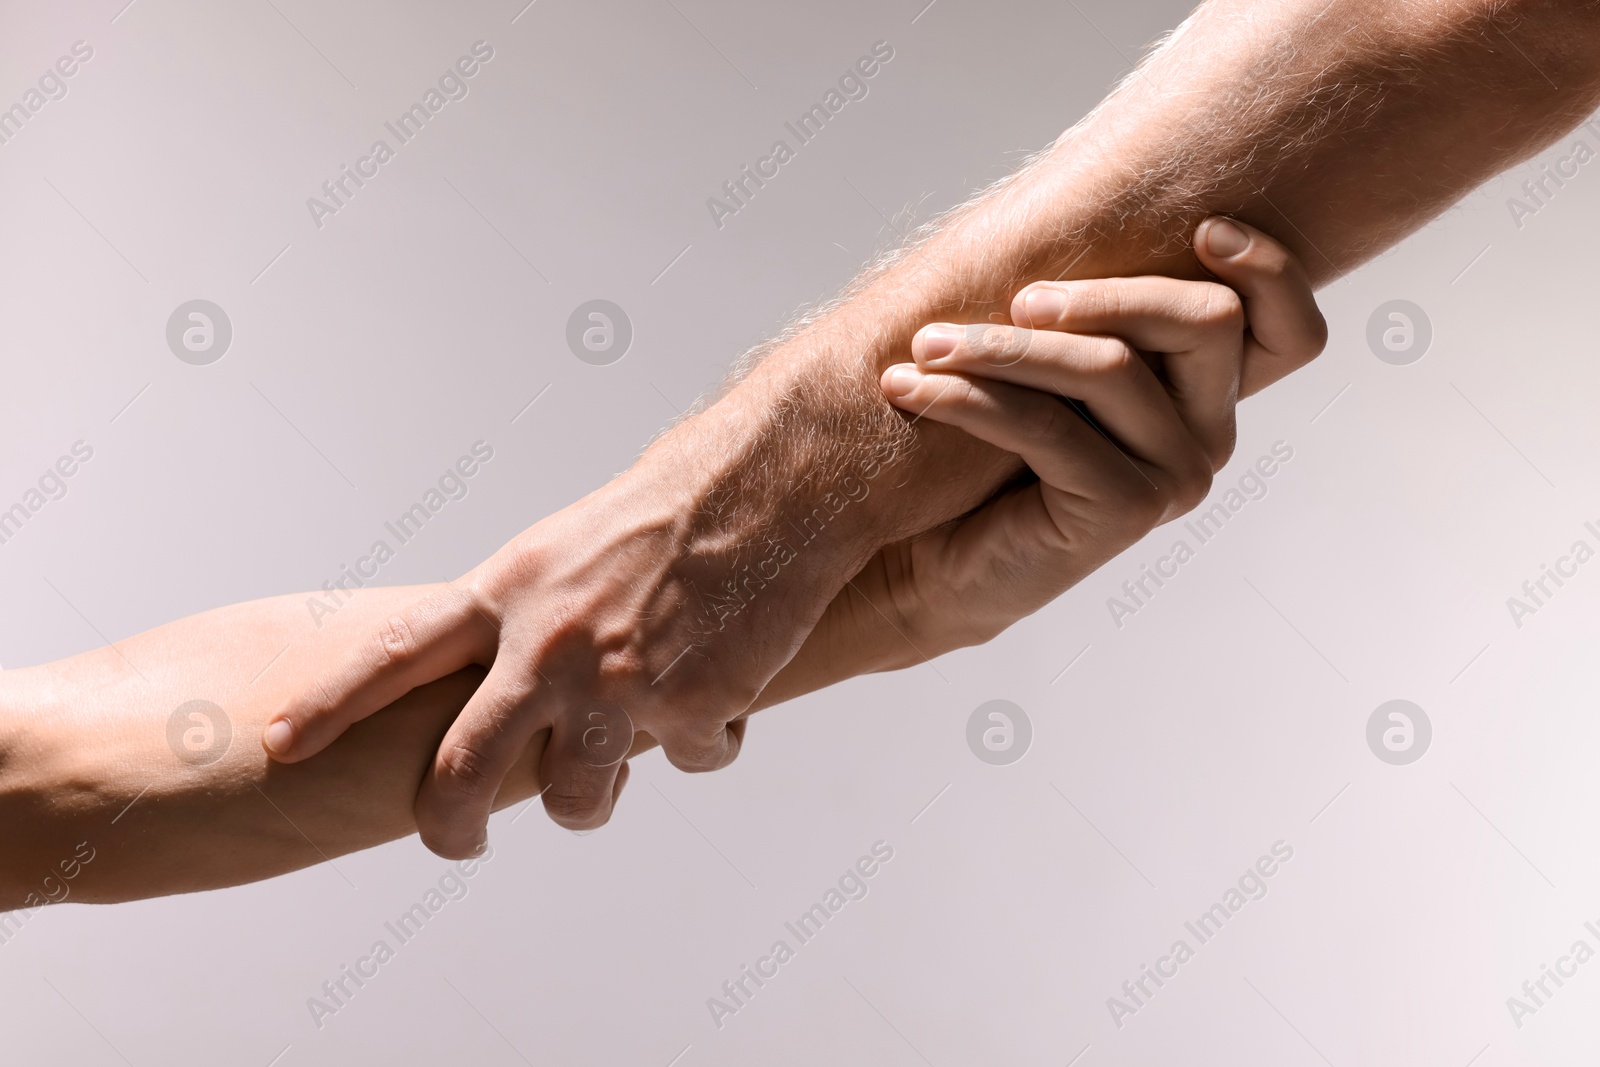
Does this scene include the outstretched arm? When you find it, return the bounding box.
[0,218,1323,909]
[267,0,1600,855]
[0,587,530,907]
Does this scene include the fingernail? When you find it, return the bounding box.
[1204,218,1250,258]
[1022,287,1066,326]
[470,837,489,856]
[262,719,294,756]
[883,364,922,398]
[916,324,961,361]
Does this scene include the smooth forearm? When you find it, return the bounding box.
[0,587,543,907]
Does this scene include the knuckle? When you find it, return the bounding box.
[374,614,418,668]
[942,374,984,412]
[1019,395,1066,443]
[1195,283,1245,332]
[437,742,499,797]
[1299,309,1331,361]
[597,644,647,684]
[673,751,723,774]
[897,618,953,665]
[1171,459,1215,514]
[297,676,341,720]
[542,788,604,825]
[946,603,1009,650]
[962,322,1001,355]
[1092,338,1141,381]
[1057,282,1114,327]
[666,736,735,774]
[1099,476,1166,536]
[967,619,1007,648]
[1086,280,1127,320]
[714,678,763,719]
[498,677,540,715]
[1207,430,1239,475]
[1120,481,1170,532]
[964,323,1027,366]
[1256,246,1293,279]
[415,825,482,861]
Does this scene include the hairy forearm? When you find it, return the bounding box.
[1040,0,1600,280]
[0,587,543,907]
[639,0,1600,663]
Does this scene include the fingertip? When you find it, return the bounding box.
[881,362,924,401]
[1017,286,1068,327]
[1009,288,1031,327]
[419,823,489,861]
[657,724,741,775]
[415,784,494,859]
[262,717,295,759]
[910,323,961,364]
[414,761,498,859]
[543,789,613,832]
[1197,216,1252,262]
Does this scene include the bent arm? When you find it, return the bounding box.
[0,587,542,907]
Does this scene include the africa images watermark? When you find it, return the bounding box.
[706,840,895,1030]
[306,440,495,628]
[1106,840,1295,1029]
[0,40,94,148]
[305,847,494,1030]
[0,841,97,948]
[305,40,496,230]
[703,436,901,635]
[0,440,95,548]
[1503,517,1600,629]
[706,40,896,230]
[967,699,1032,766]
[1505,915,1600,1029]
[1106,441,1295,630]
[1506,118,1600,230]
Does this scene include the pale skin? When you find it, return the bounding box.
[0,224,1321,906]
[259,0,1600,858]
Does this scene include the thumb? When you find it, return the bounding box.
[1194,217,1328,397]
[263,584,493,762]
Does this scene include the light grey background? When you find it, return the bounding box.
[3,0,1599,1063]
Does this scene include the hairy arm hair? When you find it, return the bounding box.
[653,0,1600,599]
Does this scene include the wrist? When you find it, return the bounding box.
[628,366,902,584]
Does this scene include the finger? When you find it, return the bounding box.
[1003,275,1246,464]
[413,652,550,858]
[1193,216,1328,397]
[656,715,746,776]
[1011,275,1240,353]
[538,700,634,831]
[492,726,551,813]
[907,323,1202,474]
[265,584,495,763]
[882,364,1172,511]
